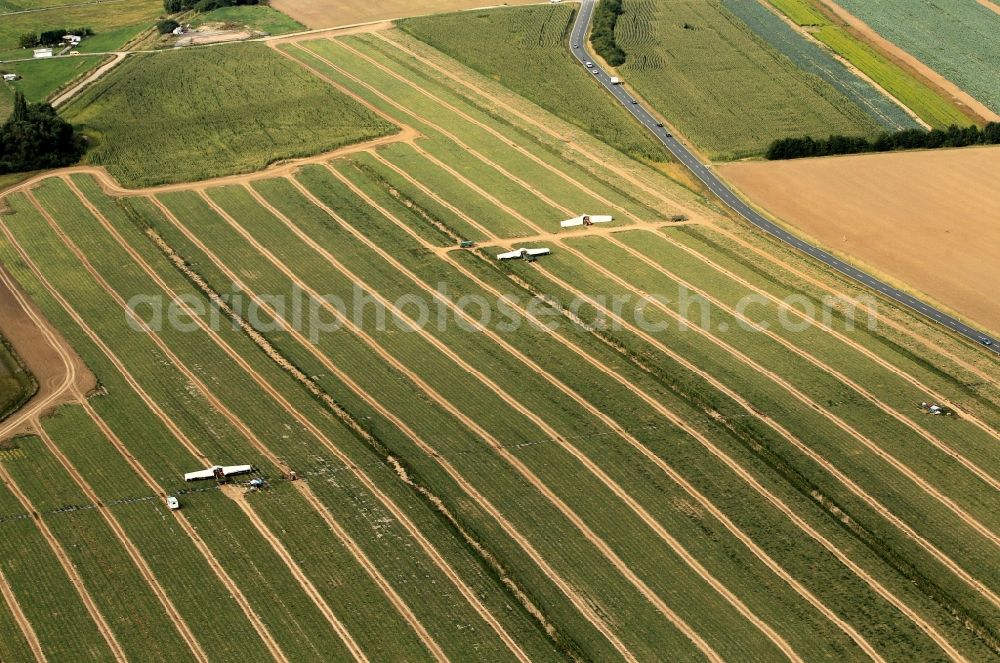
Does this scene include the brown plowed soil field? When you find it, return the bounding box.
[719,146,1000,335]
[270,0,542,30]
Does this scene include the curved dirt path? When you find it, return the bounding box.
[61,178,447,663]
[814,0,1000,123]
[0,266,91,443]
[210,183,732,661]
[383,152,1000,615]
[308,166,891,661]
[0,565,45,662]
[33,423,209,661]
[2,130,418,202]
[153,193,631,663]
[0,461,127,661]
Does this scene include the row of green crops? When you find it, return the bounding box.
[719,0,918,131]
[611,0,882,159]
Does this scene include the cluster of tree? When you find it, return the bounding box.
[157,19,181,34]
[163,0,264,13]
[766,122,1000,160]
[590,0,626,66]
[0,93,84,175]
[17,27,92,49]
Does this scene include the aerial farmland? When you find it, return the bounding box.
[0,0,998,661]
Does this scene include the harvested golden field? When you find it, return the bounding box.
[719,145,1000,334]
[270,0,542,29]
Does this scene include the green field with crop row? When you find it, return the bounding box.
[1,21,999,661]
[719,0,918,131]
[831,0,1000,115]
[610,0,884,159]
[62,43,398,187]
[398,5,668,164]
[763,0,977,128]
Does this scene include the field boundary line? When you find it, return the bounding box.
[686,226,1000,414]
[33,423,209,662]
[605,236,1000,494]
[64,178,447,663]
[335,38,637,220]
[372,31,704,218]
[0,458,127,661]
[0,210,287,659]
[312,164,891,660]
[0,567,45,662]
[154,191,628,663]
[214,180,657,659]
[274,173,778,662]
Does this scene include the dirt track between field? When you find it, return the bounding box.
[0,567,45,662]
[719,146,1000,337]
[383,147,1000,613]
[0,265,93,443]
[815,0,1000,124]
[67,181,463,663]
[364,114,995,632]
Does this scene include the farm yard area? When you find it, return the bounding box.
[719,145,1000,335]
[1,17,1000,660]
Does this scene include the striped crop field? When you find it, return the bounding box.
[761,0,979,128]
[0,22,999,663]
[829,0,1000,116]
[718,0,919,132]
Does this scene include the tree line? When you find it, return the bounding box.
[0,93,84,175]
[766,122,1000,160]
[18,27,92,49]
[163,0,265,13]
[590,0,626,66]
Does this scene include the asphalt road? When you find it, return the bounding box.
[569,0,999,356]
